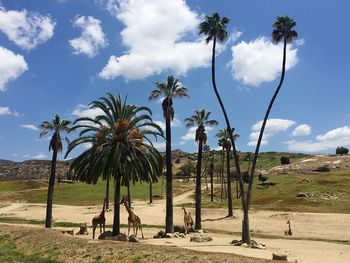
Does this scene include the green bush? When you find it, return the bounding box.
[336,146,349,155]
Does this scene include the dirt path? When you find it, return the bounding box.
[1,188,350,263]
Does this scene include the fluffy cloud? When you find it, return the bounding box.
[292,124,311,136]
[0,106,19,116]
[99,0,213,80]
[21,124,39,131]
[248,118,295,146]
[72,104,104,119]
[95,0,119,17]
[69,15,108,57]
[154,116,182,132]
[0,46,28,91]
[230,37,298,86]
[286,126,350,152]
[0,6,55,50]
[181,126,213,143]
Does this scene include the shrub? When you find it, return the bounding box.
[280,156,290,165]
[314,166,330,172]
[336,146,349,155]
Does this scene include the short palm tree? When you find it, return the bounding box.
[216,128,239,217]
[66,93,163,236]
[185,109,218,229]
[149,75,188,233]
[39,114,71,228]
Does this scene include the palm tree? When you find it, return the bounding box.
[185,109,218,229]
[242,16,298,242]
[215,128,239,217]
[199,13,247,239]
[39,114,71,228]
[149,75,188,233]
[66,93,163,236]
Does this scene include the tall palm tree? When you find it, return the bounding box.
[185,109,218,229]
[199,13,247,239]
[39,114,71,228]
[215,128,239,217]
[66,93,163,236]
[244,16,298,242]
[149,75,188,233]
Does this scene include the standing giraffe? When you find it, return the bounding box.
[92,198,106,239]
[120,195,144,239]
[284,219,292,236]
[182,207,194,234]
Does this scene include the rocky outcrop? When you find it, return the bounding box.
[0,159,72,181]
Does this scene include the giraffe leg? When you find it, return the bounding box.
[133,223,136,237]
[102,222,105,233]
[128,222,131,237]
[99,223,102,234]
[139,224,144,239]
[92,224,96,239]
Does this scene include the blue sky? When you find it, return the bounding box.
[0,0,349,161]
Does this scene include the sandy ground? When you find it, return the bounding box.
[1,189,349,263]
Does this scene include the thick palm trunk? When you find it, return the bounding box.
[226,149,233,217]
[112,177,121,236]
[195,139,203,230]
[127,180,131,209]
[105,175,110,210]
[247,38,288,209]
[45,149,57,228]
[210,36,248,242]
[165,116,173,233]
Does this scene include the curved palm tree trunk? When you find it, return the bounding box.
[127,179,131,209]
[112,176,121,236]
[210,36,248,242]
[247,38,288,209]
[195,138,203,230]
[226,149,233,217]
[105,175,110,210]
[165,116,174,233]
[45,149,58,228]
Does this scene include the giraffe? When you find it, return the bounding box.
[183,207,194,234]
[284,219,292,236]
[120,195,144,239]
[92,198,106,239]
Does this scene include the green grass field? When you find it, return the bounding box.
[198,170,350,213]
[0,178,191,206]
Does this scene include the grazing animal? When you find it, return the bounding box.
[183,207,194,234]
[284,220,292,236]
[76,222,89,235]
[120,195,144,239]
[92,199,106,239]
[258,173,268,183]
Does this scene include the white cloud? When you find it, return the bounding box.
[99,0,213,80]
[0,106,19,116]
[69,15,108,58]
[21,124,39,131]
[181,126,213,143]
[154,116,182,132]
[292,124,311,136]
[95,0,119,17]
[248,118,295,146]
[32,152,47,160]
[72,104,104,119]
[0,6,55,50]
[0,46,28,91]
[151,141,166,151]
[286,126,350,153]
[229,37,298,86]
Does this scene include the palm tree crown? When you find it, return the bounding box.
[39,114,71,153]
[215,128,239,151]
[272,16,298,44]
[199,12,229,44]
[185,109,218,144]
[149,75,189,120]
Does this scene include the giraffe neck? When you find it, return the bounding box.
[124,201,133,216]
[101,199,106,217]
[183,207,187,215]
[288,222,291,231]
